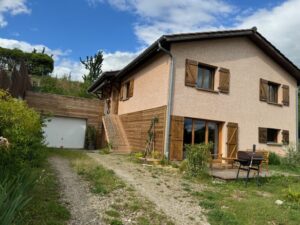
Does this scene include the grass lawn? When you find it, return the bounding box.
[20,159,70,225]
[49,149,175,225]
[185,173,300,225]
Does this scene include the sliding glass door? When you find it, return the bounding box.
[183,118,219,159]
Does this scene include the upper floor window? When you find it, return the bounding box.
[268,82,279,103]
[196,65,214,90]
[120,79,134,101]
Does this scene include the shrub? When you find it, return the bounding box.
[269,152,282,165]
[0,90,45,170]
[179,160,188,173]
[0,170,36,225]
[84,125,97,150]
[284,144,300,167]
[185,143,212,176]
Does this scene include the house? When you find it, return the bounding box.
[88,28,300,161]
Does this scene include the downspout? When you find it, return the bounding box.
[158,41,174,160]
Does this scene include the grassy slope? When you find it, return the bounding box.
[20,159,70,225]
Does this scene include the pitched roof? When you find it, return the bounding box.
[89,28,300,92]
[88,70,119,93]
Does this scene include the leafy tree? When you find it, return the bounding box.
[80,51,103,82]
[0,47,54,76]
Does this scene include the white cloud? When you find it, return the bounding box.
[102,50,139,71]
[104,0,234,45]
[237,0,300,67]
[52,59,87,81]
[0,0,30,27]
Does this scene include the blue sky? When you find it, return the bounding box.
[0,0,299,80]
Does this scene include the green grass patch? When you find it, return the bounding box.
[193,175,300,225]
[105,210,120,218]
[20,161,70,225]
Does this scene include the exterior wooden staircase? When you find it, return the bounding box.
[102,115,130,153]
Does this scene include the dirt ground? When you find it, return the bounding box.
[88,153,209,225]
[49,157,105,225]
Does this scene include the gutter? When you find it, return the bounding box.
[158,41,174,160]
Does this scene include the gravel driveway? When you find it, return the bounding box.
[88,153,209,225]
[49,157,104,225]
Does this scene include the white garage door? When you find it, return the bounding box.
[43,116,87,149]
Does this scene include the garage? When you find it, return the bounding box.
[43,116,87,149]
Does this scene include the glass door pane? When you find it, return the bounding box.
[194,120,206,144]
[208,122,219,159]
[183,118,193,159]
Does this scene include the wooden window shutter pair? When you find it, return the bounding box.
[259,79,268,102]
[185,59,198,87]
[282,130,289,144]
[282,85,289,106]
[218,68,230,93]
[119,79,134,101]
[258,127,267,143]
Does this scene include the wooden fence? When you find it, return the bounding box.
[0,61,31,98]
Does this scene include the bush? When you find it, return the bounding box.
[0,90,45,170]
[185,143,212,176]
[269,152,282,165]
[284,144,300,167]
[179,160,188,172]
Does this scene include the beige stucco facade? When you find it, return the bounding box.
[118,53,170,115]
[171,37,298,156]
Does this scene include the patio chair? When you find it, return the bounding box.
[257,150,269,175]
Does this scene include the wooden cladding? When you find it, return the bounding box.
[25,91,105,147]
[227,123,238,158]
[170,116,184,161]
[119,106,166,154]
[282,85,289,106]
[185,59,198,87]
[218,68,230,93]
[260,78,289,106]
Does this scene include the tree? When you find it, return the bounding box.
[0,47,54,76]
[80,51,103,82]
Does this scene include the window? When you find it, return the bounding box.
[125,81,130,99]
[268,82,279,103]
[267,128,279,143]
[120,79,134,101]
[183,118,220,159]
[259,127,280,144]
[196,65,214,90]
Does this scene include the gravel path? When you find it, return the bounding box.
[49,157,104,225]
[88,153,209,225]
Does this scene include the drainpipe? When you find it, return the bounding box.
[158,41,174,160]
[297,87,299,146]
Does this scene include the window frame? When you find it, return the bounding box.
[196,62,216,91]
[267,81,279,104]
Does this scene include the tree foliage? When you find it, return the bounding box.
[0,47,54,76]
[80,51,103,82]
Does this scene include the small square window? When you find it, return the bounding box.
[268,82,279,103]
[196,65,215,90]
[267,128,279,143]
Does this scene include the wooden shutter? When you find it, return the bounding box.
[260,79,268,101]
[170,116,184,160]
[128,79,134,98]
[119,84,124,101]
[258,128,267,143]
[282,130,289,144]
[227,123,238,158]
[218,68,230,93]
[185,59,198,87]
[282,85,289,106]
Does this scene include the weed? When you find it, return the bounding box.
[105,210,120,218]
[110,219,123,225]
